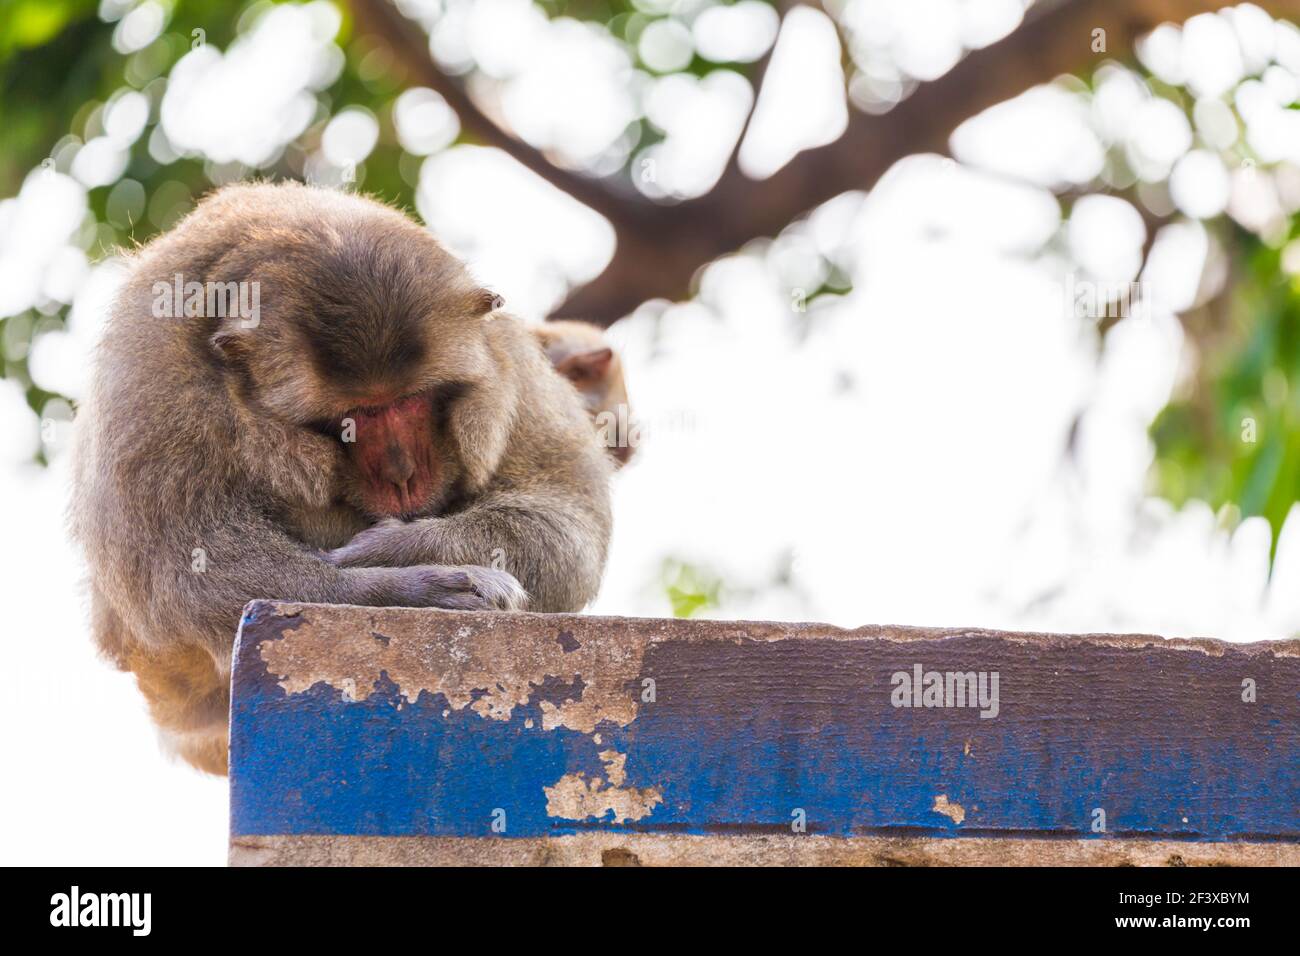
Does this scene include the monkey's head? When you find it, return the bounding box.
[535,320,634,467]
[205,186,510,519]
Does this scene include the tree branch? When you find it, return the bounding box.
[349,0,1300,324]
[558,0,1169,320]
[348,0,665,237]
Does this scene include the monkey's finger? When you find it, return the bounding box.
[461,566,528,611]
[324,535,392,567]
[392,564,527,611]
[323,544,368,567]
[325,519,409,567]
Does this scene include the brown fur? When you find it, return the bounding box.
[125,643,230,774]
[70,182,613,773]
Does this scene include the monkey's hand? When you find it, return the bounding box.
[383,564,528,612]
[326,490,604,613]
[325,518,422,568]
[328,520,527,611]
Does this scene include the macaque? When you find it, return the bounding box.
[71,182,613,773]
[533,320,636,466]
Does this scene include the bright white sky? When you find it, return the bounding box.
[1,1,1299,865]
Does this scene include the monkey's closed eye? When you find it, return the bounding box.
[306,418,347,440]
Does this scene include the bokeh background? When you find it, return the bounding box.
[2,0,1299,863]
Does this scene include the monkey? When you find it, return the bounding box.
[70,182,613,773]
[532,320,636,467]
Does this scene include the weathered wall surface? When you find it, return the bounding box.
[229,601,1300,866]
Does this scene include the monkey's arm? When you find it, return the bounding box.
[98,503,525,662]
[234,406,347,510]
[326,489,609,613]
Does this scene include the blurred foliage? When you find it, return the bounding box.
[0,0,1297,581]
[0,0,412,427]
[661,558,721,618]
[0,0,773,417]
[1151,225,1300,565]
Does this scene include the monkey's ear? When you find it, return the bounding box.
[556,347,613,385]
[210,328,250,364]
[472,289,505,316]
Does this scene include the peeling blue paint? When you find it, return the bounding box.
[229,605,1300,841]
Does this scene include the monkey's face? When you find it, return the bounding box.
[310,338,496,521]
[209,200,504,520]
[237,348,479,521]
[336,388,458,519]
[312,313,499,521]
